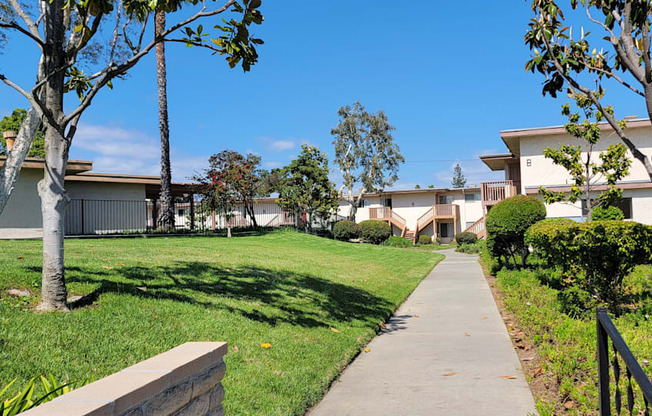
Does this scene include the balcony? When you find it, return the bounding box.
[481,180,519,207]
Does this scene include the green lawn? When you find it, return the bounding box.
[0,230,442,415]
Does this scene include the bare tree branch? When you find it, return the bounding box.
[0,20,45,48]
[109,0,123,64]
[63,0,238,126]
[6,0,41,41]
[541,30,652,177]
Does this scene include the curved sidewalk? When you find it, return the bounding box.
[309,249,537,416]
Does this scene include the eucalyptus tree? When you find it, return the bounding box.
[526,0,652,179]
[331,102,404,221]
[0,0,264,311]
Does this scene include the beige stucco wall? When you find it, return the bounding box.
[516,124,652,224]
[519,126,652,192]
[0,173,150,238]
[542,188,652,224]
[336,190,483,239]
[0,168,43,238]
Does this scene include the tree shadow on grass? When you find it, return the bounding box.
[62,262,394,329]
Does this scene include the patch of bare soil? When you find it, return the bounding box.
[480,262,568,414]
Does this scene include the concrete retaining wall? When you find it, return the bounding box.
[20,342,227,416]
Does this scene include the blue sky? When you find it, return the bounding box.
[0,1,648,189]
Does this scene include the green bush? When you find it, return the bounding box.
[455,231,477,245]
[418,235,432,245]
[333,220,361,241]
[455,241,484,254]
[527,220,652,310]
[486,195,546,268]
[384,236,412,247]
[358,220,391,244]
[1,374,77,416]
[592,205,624,221]
[525,218,576,268]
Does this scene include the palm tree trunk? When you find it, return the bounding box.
[155,11,175,231]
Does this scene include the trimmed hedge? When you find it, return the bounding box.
[359,220,391,244]
[526,220,652,311]
[455,231,477,245]
[333,220,361,241]
[384,236,412,247]
[486,195,546,268]
[592,205,625,221]
[418,235,432,245]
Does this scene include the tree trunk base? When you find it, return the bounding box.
[35,301,70,313]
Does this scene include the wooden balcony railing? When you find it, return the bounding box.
[433,204,458,218]
[481,180,518,206]
[369,207,391,219]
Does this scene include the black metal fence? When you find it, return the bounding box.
[64,199,344,236]
[597,307,652,415]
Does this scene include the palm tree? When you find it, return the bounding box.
[155,10,175,230]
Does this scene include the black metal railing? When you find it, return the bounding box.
[64,199,343,236]
[597,307,652,415]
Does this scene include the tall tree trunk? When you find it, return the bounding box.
[246,203,258,228]
[37,0,69,311]
[37,125,70,311]
[348,200,358,222]
[155,11,174,231]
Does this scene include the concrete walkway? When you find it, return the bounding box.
[309,249,537,416]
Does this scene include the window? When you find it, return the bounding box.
[465,221,475,229]
[465,193,481,202]
[178,209,185,217]
[614,198,633,219]
[438,195,453,204]
[582,198,632,219]
[383,198,392,208]
[440,223,450,238]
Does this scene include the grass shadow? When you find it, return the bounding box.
[64,261,395,329]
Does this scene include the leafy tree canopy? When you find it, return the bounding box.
[451,164,466,188]
[277,144,339,230]
[539,93,631,220]
[0,109,45,158]
[525,0,652,178]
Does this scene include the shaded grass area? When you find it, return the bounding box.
[0,231,442,415]
[487,254,652,415]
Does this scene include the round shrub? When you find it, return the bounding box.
[592,205,624,221]
[418,235,433,245]
[359,220,391,244]
[333,220,361,241]
[486,195,546,268]
[384,236,412,247]
[525,218,575,267]
[455,231,477,245]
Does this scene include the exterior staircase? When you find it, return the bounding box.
[404,230,416,242]
[462,216,486,239]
